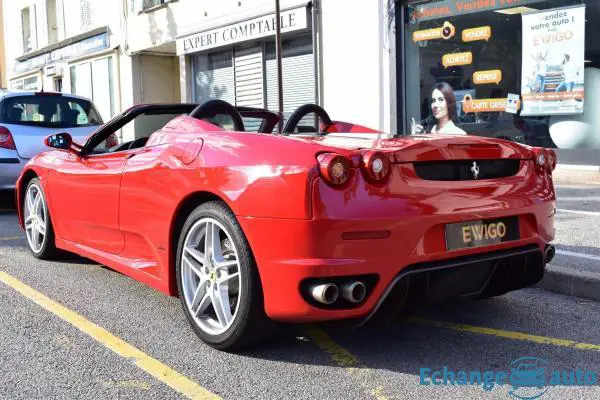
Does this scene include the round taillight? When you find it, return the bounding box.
[361,151,390,182]
[531,147,555,175]
[546,149,557,171]
[317,153,352,186]
[536,152,546,167]
[372,158,384,173]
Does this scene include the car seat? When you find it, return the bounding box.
[8,107,23,123]
[63,109,80,126]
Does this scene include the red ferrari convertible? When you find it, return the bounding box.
[16,100,556,350]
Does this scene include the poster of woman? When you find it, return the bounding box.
[410,82,467,135]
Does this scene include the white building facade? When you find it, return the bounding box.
[3,0,398,137]
[2,0,133,124]
[125,0,397,134]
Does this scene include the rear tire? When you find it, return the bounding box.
[175,201,274,351]
[23,178,58,260]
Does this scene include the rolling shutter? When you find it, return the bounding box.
[234,46,264,131]
[191,34,316,132]
[193,50,235,104]
[234,46,264,107]
[266,36,316,129]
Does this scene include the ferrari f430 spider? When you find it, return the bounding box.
[16,100,556,350]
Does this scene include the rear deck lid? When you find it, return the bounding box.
[297,132,533,162]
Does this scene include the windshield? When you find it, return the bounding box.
[0,95,103,128]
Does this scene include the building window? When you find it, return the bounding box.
[54,77,63,92]
[402,0,600,150]
[11,76,39,91]
[135,0,176,12]
[21,7,31,53]
[47,0,58,44]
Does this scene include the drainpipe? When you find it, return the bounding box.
[275,0,284,133]
[311,0,322,107]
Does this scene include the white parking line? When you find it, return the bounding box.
[557,209,600,217]
[556,249,600,262]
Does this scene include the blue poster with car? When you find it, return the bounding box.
[520,5,585,116]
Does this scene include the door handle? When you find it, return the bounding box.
[127,148,151,159]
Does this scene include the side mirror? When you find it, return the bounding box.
[45,132,73,151]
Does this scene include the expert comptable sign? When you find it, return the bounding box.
[176,6,309,56]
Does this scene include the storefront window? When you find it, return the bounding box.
[403,0,600,150]
[191,35,316,132]
[11,76,39,91]
[70,57,115,122]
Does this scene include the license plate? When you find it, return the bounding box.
[445,216,520,251]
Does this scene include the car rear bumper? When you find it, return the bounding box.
[0,149,24,190]
[238,201,555,323]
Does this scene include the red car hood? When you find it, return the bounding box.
[295,133,534,163]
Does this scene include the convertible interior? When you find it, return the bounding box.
[86,99,335,155]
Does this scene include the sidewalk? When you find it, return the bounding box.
[536,172,600,302]
[553,164,600,185]
[536,265,600,303]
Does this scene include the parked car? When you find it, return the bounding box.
[0,90,103,190]
[15,100,557,351]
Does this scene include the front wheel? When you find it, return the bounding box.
[175,201,273,351]
[23,178,58,260]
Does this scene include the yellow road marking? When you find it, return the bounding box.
[0,236,22,241]
[0,271,221,400]
[407,317,600,352]
[305,327,393,400]
[305,328,359,367]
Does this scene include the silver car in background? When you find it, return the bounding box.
[0,90,104,190]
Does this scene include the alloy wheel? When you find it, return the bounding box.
[24,184,47,254]
[181,217,242,336]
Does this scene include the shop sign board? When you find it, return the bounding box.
[176,6,309,56]
[14,32,109,74]
[408,0,546,23]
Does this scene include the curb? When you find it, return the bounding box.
[553,165,600,185]
[535,265,600,302]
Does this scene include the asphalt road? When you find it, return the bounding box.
[553,184,600,274]
[0,185,599,399]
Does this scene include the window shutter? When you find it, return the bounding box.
[193,50,235,105]
[80,0,92,31]
[234,46,264,108]
[234,46,264,132]
[266,36,316,127]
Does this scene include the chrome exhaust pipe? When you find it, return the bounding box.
[544,244,555,264]
[341,281,367,303]
[310,283,339,305]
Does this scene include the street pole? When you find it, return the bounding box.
[275,0,284,133]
